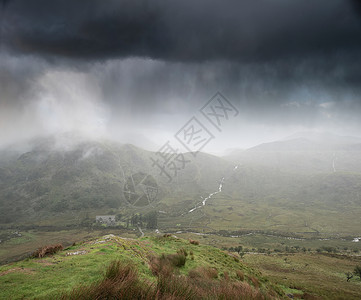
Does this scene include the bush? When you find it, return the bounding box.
[31,244,63,258]
[321,246,337,253]
[169,253,187,267]
[149,251,187,277]
[177,248,188,257]
[149,255,173,277]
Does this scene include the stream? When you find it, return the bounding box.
[188,165,238,214]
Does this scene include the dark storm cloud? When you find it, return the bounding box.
[1,0,361,150]
[1,0,361,63]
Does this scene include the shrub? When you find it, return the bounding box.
[149,252,187,277]
[177,248,188,257]
[31,244,63,258]
[321,246,336,253]
[168,253,187,267]
[149,256,173,277]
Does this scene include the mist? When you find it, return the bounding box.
[1,0,361,153]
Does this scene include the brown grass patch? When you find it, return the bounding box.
[36,260,57,266]
[189,239,199,245]
[31,244,63,258]
[188,266,218,280]
[0,267,35,276]
[249,276,260,288]
[236,269,245,281]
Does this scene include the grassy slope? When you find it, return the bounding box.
[244,252,361,299]
[0,234,281,300]
[0,229,138,265]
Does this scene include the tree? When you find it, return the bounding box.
[234,245,243,253]
[145,211,158,229]
[354,265,361,280]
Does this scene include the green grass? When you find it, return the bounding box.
[4,232,36,246]
[160,193,361,235]
[0,234,280,299]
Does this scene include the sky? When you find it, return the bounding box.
[1,0,361,153]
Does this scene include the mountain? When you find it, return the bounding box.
[0,134,233,225]
[1,132,361,236]
[283,131,361,145]
[225,132,361,174]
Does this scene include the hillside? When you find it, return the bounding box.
[0,234,283,299]
[0,134,233,225]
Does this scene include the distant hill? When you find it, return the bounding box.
[225,132,361,174]
[283,131,361,145]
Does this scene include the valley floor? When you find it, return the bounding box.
[244,252,361,299]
